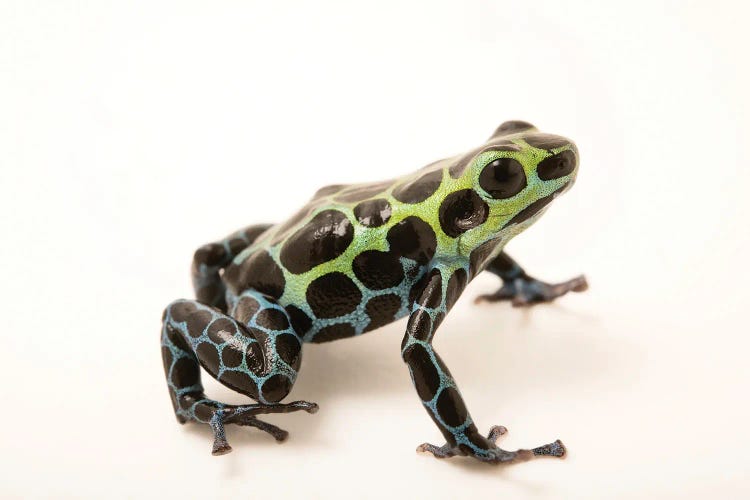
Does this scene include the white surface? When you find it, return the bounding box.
[2,1,749,498]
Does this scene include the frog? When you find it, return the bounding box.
[160,120,588,464]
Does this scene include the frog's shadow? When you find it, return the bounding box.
[191,298,640,464]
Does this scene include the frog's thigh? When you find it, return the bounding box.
[163,296,302,407]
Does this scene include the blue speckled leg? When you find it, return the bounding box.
[160,295,317,455]
[402,265,566,464]
[476,251,587,306]
[191,224,272,311]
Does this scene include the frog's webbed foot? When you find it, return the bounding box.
[417,426,566,464]
[475,275,588,307]
[207,400,319,456]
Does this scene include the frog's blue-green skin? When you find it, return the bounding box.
[161,120,587,463]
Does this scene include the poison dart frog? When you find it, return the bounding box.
[161,120,587,463]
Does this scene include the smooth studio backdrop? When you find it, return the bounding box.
[2,1,749,498]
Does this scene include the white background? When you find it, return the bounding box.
[2,1,749,498]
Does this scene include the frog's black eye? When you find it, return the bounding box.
[478,157,527,199]
[537,150,577,181]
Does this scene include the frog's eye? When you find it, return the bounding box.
[478,158,527,199]
[537,150,577,181]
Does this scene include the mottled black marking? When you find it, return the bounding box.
[334,181,392,203]
[468,429,493,450]
[170,301,197,322]
[409,272,430,304]
[438,189,489,238]
[508,185,566,226]
[392,170,443,204]
[161,346,173,373]
[221,345,244,368]
[275,333,302,370]
[387,216,437,265]
[314,184,346,197]
[436,387,468,427]
[524,133,569,150]
[225,251,286,299]
[186,310,213,338]
[196,342,220,372]
[279,209,354,274]
[261,374,292,403]
[245,341,265,375]
[469,238,499,277]
[193,243,226,267]
[403,344,440,402]
[286,305,313,337]
[479,157,527,199]
[418,269,443,309]
[353,198,392,227]
[171,357,199,388]
[220,370,256,396]
[313,322,356,342]
[407,309,433,341]
[306,272,362,318]
[364,293,402,332]
[537,150,576,181]
[445,268,467,309]
[234,296,260,322]
[353,250,405,290]
[207,318,237,344]
[255,308,290,331]
[228,238,247,256]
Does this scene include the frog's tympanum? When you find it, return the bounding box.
[161,121,587,464]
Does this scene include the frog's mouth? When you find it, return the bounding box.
[507,184,568,226]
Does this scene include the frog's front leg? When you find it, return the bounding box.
[475,251,587,307]
[402,266,565,464]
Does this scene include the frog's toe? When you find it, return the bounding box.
[416,442,457,459]
[475,275,588,307]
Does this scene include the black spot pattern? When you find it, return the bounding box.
[228,238,247,256]
[479,158,527,199]
[286,305,313,337]
[353,198,392,227]
[438,189,489,238]
[469,238,499,277]
[221,370,256,395]
[403,344,440,401]
[279,209,354,274]
[170,301,197,322]
[221,345,244,368]
[445,268,467,309]
[408,309,433,341]
[418,269,443,309]
[387,217,437,265]
[364,294,402,332]
[196,342,220,372]
[275,333,302,370]
[255,308,290,330]
[234,296,260,322]
[392,170,443,204]
[225,251,286,299]
[186,310,213,338]
[245,341,265,375]
[537,150,576,181]
[524,133,569,150]
[171,357,200,388]
[436,387,468,427]
[409,272,430,304]
[306,272,362,318]
[261,374,292,402]
[508,185,566,226]
[352,250,404,290]
[193,243,226,267]
[314,184,346,197]
[207,318,237,344]
[314,322,356,342]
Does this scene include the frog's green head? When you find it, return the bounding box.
[447,121,579,250]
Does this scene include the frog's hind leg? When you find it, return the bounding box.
[160,297,317,455]
[191,224,272,311]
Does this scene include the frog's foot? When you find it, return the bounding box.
[195,400,318,456]
[417,425,566,464]
[475,275,588,307]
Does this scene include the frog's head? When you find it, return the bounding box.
[445,121,579,249]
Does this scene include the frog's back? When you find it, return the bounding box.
[222,158,457,343]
